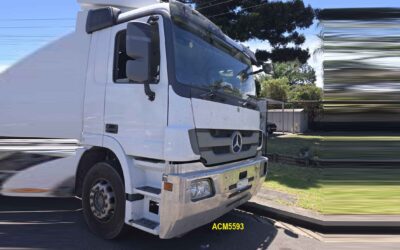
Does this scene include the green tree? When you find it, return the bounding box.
[289,83,322,102]
[183,0,315,63]
[289,84,323,122]
[272,60,316,85]
[259,77,290,101]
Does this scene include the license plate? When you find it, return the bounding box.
[237,178,249,190]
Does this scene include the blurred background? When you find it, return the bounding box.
[318,8,400,129]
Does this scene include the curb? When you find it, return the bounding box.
[239,200,400,234]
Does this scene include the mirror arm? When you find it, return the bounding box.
[240,68,264,80]
[144,82,155,101]
[250,68,264,76]
[144,15,158,102]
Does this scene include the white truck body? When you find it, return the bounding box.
[0,0,267,239]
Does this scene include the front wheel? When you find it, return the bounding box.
[82,162,127,239]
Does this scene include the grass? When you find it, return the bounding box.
[267,133,400,160]
[265,132,400,214]
[264,163,400,215]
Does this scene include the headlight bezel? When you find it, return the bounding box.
[190,178,214,202]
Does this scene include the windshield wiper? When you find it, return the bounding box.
[200,85,226,101]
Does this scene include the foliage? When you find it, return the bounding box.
[289,84,322,102]
[272,60,316,85]
[258,77,289,101]
[257,63,321,103]
[183,0,315,63]
[290,83,323,121]
[257,62,322,121]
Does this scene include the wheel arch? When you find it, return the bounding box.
[74,136,134,197]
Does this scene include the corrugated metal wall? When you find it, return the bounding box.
[268,109,308,133]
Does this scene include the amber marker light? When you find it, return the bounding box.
[164,182,173,192]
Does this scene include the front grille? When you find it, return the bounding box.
[190,129,261,166]
[212,146,230,155]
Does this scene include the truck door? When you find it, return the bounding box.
[104,15,168,160]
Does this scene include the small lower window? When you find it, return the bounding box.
[113,30,129,83]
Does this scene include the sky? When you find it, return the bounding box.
[1,0,400,83]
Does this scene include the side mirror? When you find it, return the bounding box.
[126,59,149,83]
[126,21,155,101]
[262,62,273,75]
[126,22,152,83]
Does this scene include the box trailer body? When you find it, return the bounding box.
[0,0,267,239]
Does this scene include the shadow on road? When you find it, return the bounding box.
[0,196,277,250]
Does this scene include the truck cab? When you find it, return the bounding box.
[0,0,267,239]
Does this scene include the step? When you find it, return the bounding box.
[134,186,161,199]
[129,218,159,235]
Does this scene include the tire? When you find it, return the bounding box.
[82,162,127,239]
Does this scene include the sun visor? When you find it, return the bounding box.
[170,1,257,64]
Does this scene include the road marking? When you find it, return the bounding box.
[0,221,74,225]
[0,209,82,214]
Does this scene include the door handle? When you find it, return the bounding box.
[105,124,118,134]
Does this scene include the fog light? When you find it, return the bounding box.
[190,179,213,201]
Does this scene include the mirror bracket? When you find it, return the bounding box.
[144,82,156,101]
[147,15,159,25]
[143,15,159,102]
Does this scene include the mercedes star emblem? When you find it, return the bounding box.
[231,131,243,154]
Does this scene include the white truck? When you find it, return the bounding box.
[0,0,268,239]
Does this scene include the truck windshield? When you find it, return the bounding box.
[173,25,256,99]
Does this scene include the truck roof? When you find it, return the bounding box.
[78,0,161,10]
[82,1,257,64]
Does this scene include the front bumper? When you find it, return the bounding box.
[159,156,268,239]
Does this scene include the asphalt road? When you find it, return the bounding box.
[0,196,320,250]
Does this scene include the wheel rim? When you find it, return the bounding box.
[89,179,116,222]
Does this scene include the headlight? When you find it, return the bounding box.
[190,179,213,201]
